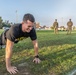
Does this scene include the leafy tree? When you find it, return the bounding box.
[2,22,11,27]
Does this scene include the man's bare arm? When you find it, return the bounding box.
[32,40,41,63]
[5,39,18,74]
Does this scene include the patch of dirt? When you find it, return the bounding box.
[4,62,32,75]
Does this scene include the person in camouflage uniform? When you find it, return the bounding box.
[67,19,73,34]
[53,19,59,34]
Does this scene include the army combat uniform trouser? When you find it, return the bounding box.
[0,29,9,46]
[0,29,19,49]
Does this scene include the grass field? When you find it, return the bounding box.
[0,29,76,75]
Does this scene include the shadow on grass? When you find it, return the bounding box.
[0,32,76,75]
[38,33,76,48]
[21,46,76,75]
[13,32,76,51]
[1,46,76,75]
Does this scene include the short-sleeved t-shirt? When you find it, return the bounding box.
[6,24,37,43]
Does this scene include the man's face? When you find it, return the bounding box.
[22,20,34,32]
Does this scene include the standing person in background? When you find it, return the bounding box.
[67,19,73,34]
[53,19,59,34]
[0,13,41,74]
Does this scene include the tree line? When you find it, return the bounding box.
[0,16,12,29]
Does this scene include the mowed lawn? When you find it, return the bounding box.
[0,29,76,75]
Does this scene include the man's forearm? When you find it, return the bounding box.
[32,40,39,56]
[33,40,41,63]
[5,39,14,68]
[34,46,38,56]
[6,58,11,68]
[5,47,13,68]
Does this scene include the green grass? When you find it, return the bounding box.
[0,30,76,75]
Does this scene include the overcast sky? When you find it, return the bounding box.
[0,0,76,27]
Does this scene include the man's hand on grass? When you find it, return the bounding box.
[33,58,41,64]
[7,66,18,74]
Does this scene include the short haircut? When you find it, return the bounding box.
[23,13,35,22]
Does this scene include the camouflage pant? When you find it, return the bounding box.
[0,29,9,45]
[67,27,72,31]
[67,27,72,34]
[54,28,58,34]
